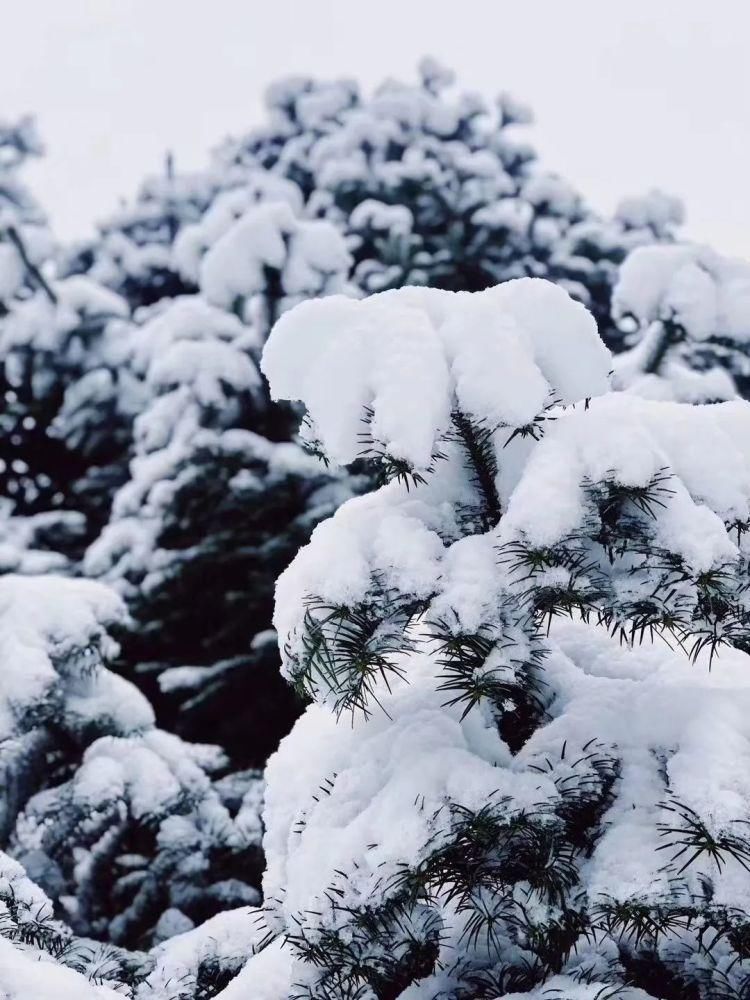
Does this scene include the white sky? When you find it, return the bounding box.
[3,0,749,255]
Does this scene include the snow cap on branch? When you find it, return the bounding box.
[262,278,612,469]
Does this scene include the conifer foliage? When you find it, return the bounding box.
[215,59,681,332]
[86,204,355,762]
[231,278,750,1000]
[0,119,140,547]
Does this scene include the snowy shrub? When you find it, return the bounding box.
[222,278,750,1000]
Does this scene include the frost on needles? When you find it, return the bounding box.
[237,278,750,1000]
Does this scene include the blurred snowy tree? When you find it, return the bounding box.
[0,574,264,953]
[86,205,355,764]
[0,123,143,547]
[67,62,682,341]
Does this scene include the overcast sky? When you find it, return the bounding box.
[3,0,749,255]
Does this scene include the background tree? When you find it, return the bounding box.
[66,62,682,342]
[0,122,144,551]
[86,204,355,764]
[0,573,264,954]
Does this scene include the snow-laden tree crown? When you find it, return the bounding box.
[223,278,750,1000]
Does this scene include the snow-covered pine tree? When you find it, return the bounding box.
[86,202,355,764]
[65,62,680,349]
[225,278,750,1000]
[0,271,143,540]
[0,122,145,549]
[214,59,682,337]
[611,243,750,402]
[0,573,264,953]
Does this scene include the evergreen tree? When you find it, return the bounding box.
[0,124,143,546]
[66,63,681,344]
[0,573,263,953]
[0,272,140,537]
[62,154,214,310]
[224,278,750,1000]
[213,59,681,337]
[86,203,355,763]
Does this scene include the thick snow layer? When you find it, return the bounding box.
[1,276,126,355]
[615,189,684,234]
[263,279,611,469]
[235,619,750,997]
[71,729,221,821]
[146,338,260,405]
[138,907,267,999]
[0,851,122,998]
[214,937,301,1000]
[0,575,141,742]
[173,174,303,283]
[128,295,254,376]
[614,243,750,342]
[502,394,750,554]
[0,936,122,999]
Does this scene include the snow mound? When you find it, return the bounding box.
[263,278,611,469]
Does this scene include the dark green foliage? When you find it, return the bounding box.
[117,432,350,765]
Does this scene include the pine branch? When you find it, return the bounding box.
[4,224,57,304]
[451,410,502,528]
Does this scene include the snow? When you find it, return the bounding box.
[146,339,260,405]
[138,907,267,999]
[0,936,123,999]
[502,394,750,552]
[0,574,136,742]
[198,201,351,311]
[0,851,124,998]
[349,199,414,236]
[71,729,221,822]
[1,276,126,357]
[262,279,611,469]
[128,295,253,374]
[240,616,750,996]
[614,243,750,343]
[615,188,685,235]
